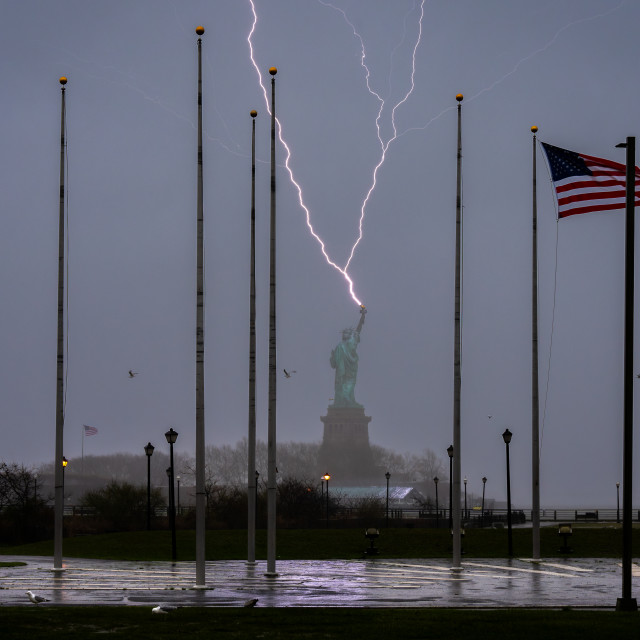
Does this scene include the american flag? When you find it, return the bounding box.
[83,424,98,436]
[541,142,640,218]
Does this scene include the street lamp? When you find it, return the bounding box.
[502,429,513,557]
[144,442,154,531]
[433,477,439,529]
[255,470,260,526]
[165,427,178,561]
[464,476,467,521]
[447,445,453,530]
[481,476,487,528]
[62,457,68,501]
[617,482,621,524]
[385,471,391,528]
[323,473,331,528]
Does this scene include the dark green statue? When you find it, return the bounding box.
[330,306,366,408]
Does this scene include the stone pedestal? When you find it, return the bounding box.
[317,406,378,485]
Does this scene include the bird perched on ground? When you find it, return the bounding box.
[128,370,138,378]
[152,604,178,614]
[26,591,49,604]
[283,369,296,378]
[243,598,258,607]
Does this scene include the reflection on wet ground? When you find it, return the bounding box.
[0,556,635,608]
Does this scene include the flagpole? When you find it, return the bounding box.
[615,136,637,611]
[53,76,67,572]
[452,93,463,570]
[247,109,258,564]
[266,67,278,577]
[194,25,206,589]
[531,126,540,560]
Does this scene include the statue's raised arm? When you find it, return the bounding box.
[355,305,366,335]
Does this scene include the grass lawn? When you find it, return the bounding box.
[0,607,638,640]
[0,525,631,562]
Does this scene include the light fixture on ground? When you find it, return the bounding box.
[165,427,178,561]
[385,471,391,528]
[144,442,154,531]
[502,429,513,557]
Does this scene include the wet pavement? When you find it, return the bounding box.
[1,556,636,608]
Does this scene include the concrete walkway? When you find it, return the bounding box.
[1,555,636,608]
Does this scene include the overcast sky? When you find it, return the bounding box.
[1,0,639,508]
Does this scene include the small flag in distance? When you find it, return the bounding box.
[83,425,98,436]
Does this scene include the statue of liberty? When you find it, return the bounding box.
[330,306,366,408]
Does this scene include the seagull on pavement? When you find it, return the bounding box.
[26,591,49,604]
[243,598,259,607]
[152,604,178,614]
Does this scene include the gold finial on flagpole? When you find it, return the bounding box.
[269,67,277,76]
[456,93,463,102]
[250,110,257,118]
[531,126,538,134]
[59,77,67,85]
[196,26,204,35]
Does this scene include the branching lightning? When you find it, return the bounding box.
[247,0,425,305]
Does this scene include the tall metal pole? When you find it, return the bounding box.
[247,110,258,563]
[616,136,637,611]
[452,94,463,569]
[266,67,278,577]
[53,76,67,571]
[194,25,206,588]
[531,126,541,560]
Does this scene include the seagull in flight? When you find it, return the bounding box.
[128,370,139,378]
[26,591,49,604]
[283,369,296,378]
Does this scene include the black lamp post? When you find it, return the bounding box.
[616,482,621,524]
[62,457,68,502]
[165,427,178,561]
[144,442,154,531]
[481,476,487,528]
[502,429,513,557]
[323,473,331,529]
[176,475,181,515]
[434,477,439,529]
[464,476,468,521]
[447,445,453,530]
[385,471,391,528]
[255,470,260,526]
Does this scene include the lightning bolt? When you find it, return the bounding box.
[247,0,425,306]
